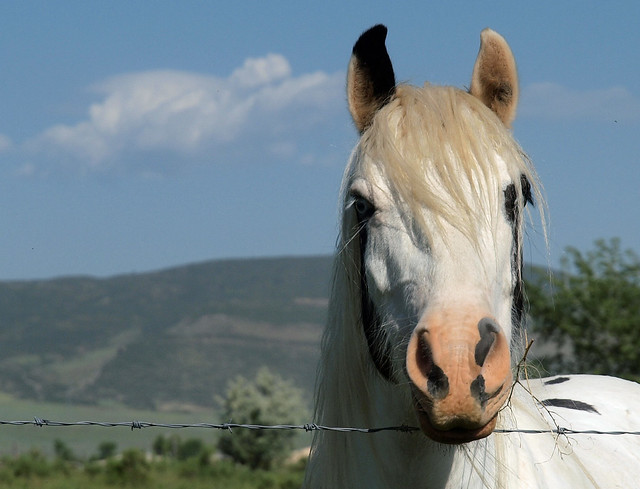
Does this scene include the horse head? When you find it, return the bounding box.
[345,25,536,444]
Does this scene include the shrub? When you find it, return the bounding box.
[95,441,118,460]
[177,438,207,461]
[53,439,75,462]
[105,448,149,485]
[217,367,308,470]
[528,238,640,380]
[6,449,52,478]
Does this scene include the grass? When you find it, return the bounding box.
[0,392,312,461]
[46,329,141,386]
[0,410,308,489]
[0,392,219,458]
[0,451,307,489]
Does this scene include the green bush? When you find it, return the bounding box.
[528,238,640,380]
[94,441,118,460]
[152,434,174,457]
[217,367,309,470]
[105,448,149,485]
[53,438,75,462]
[6,449,52,478]
[177,438,207,461]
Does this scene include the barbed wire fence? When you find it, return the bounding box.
[1,418,639,436]
[2,342,639,438]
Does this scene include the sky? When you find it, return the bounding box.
[1,1,639,280]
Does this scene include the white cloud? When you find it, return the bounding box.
[267,141,297,159]
[519,82,640,121]
[27,54,344,173]
[0,134,12,152]
[230,53,292,88]
[14,162,36,177]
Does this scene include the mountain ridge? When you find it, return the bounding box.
[0,255,333,409]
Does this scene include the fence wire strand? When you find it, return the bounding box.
[0,418,639,436]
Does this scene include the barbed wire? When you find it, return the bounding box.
[0,418,639,436]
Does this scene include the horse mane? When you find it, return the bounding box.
[359,84,543,246]
[306,83,546,486]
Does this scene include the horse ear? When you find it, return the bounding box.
[470,29,518,127]
[347,25,396,133]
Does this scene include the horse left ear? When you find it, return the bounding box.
[470,29,518,127]
[347,25,396,133]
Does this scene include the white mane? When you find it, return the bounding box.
[358,84,542,246]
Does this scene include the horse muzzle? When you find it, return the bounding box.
[405,309,512,444]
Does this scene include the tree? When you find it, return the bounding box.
[95,441,117,460]
[53,439,75,462]
[152,434,180,457]
[217,367,309,470]
[527,238,640,381]
[176,438,208,461]
[105,449,149,485]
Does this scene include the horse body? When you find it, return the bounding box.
[316,375,640,489]
[307,373,640,488]
[303,25,640,488]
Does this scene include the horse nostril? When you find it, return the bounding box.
[470,375,489,406]
[427,364,449,400]
[475,318,499,367]
[415,333,450,400]
[416,334,433,373]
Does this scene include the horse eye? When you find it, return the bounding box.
[353,196,375,222]
[504,184,517,223]
[504,176,534,223]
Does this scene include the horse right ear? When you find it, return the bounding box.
[469,29,519,127]
[347,25,396,133]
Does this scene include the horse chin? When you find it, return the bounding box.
[413,403,498,445]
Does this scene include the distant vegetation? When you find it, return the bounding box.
[527,238,640,382]
[0,435,306,489]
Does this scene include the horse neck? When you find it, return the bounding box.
[307,378,503,489]
[307,375,463,488]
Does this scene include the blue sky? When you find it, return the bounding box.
[1,1,638,280]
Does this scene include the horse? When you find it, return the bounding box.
[302,25,640,488]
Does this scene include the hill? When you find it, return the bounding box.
[0,256,550,411]
[0,256,332,410]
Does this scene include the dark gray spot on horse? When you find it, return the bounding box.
[544,376,571,385]
[540,398,600,414]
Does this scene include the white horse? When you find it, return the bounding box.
[303,25,640,488]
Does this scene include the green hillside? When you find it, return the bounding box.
[0,256,332,410]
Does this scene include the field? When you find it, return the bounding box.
[0,391,226,458]
[0,392,308,488]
